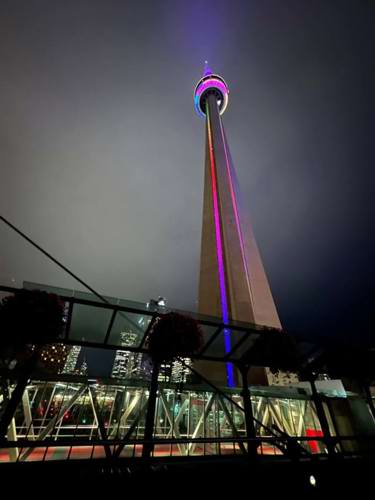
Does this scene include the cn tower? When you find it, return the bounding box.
[194,64,281,386]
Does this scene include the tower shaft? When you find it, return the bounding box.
[199,94,281,330]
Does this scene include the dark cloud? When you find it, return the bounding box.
[1,1,374,344]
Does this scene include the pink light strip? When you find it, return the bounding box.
[218,117,254,306]
[196,78,228,99]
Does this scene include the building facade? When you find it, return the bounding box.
[111,331,143,379]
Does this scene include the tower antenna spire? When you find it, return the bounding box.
[203,60,212,76]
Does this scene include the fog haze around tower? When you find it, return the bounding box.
[0,1,375,346]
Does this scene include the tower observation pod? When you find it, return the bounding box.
[194,69,229,118]
[194,65,282,387]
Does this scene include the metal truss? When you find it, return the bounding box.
[0,286,373,463]
[0,373,337,464]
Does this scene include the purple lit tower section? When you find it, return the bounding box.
[194,65,281,387]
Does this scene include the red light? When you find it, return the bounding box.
[306,429,323,453]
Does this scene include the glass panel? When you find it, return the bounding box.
[91,446,108,459]
[23,281,74,297]
[69,446,94,460]
[73,291,119,305]
[44,447,70,461]
[119,298,153,311]
[200,324,220,350]
[231,333,260,360]
[204,327,235,358]
[69,304,113,343]
[20,447,47,462]
[108,311,152,348]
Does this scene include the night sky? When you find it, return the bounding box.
[1,1,374,345]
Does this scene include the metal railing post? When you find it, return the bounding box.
[239,364,257,458]
[142,362,160,458]
[308,373,336,455]
[0,351,40,441]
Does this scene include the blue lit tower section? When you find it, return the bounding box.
[194,65,281,387]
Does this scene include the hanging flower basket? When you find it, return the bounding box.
[146,312,203,362]
[243,329,300,375]
[0,289,64,365]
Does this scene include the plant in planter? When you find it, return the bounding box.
[0,289,65,371]
[0,289,65,438]
[242,329,300,376]
[146,312,203,363]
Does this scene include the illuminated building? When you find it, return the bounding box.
[79,358,88,376]
[158,358,192,384]
[111,331,142,379]
[62,345,81,374]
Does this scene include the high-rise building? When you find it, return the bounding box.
[111,332,142,379]
[171,358,193,383]
[158,358,193,384]
[62,345,82,374]
[194,65,282,386]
